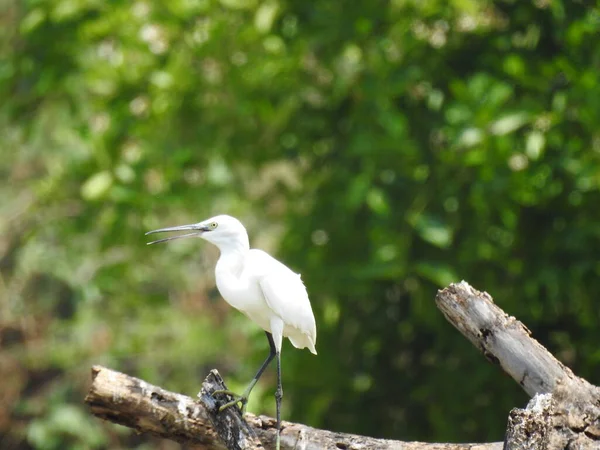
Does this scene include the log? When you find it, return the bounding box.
[85,365,502,450]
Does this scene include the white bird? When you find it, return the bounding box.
[146,214,317,450]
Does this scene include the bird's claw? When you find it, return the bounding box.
[213,389,249,413]
[219,397,248,413]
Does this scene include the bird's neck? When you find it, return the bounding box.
[215,240,249,278]
[214,244,251,309]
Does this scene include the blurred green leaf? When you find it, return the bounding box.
[414,262,458,287]
[409,214,454,249]
[81,171,113,200]
[489,112,529,136]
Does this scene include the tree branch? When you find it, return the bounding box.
[85,365,223,449]
[85,365,502,450]
[437,281,600,449]
[435,281,574,397]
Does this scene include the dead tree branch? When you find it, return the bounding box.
[85,365,502,450]
[436,281,600,449]
[436,281,577,396]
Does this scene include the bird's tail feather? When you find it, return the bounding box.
[288,333,317,355]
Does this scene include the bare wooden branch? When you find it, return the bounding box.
[435,281,574,396]
[437,281,600,449]
[85,365,502,450]
[85,365,224,449]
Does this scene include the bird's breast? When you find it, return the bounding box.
[215,275,273,332]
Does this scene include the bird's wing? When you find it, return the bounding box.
[248,250,317,346]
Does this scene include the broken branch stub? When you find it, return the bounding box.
[198,370,264,450]
[435,281,572,396]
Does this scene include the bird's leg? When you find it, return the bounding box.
[275,350,282,450]
[215,331,277,414]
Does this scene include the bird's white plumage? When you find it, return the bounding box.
[151,215,317,355]
[252,250,317,354]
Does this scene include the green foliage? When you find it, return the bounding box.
[2,0,600,448]
[28,404,107,450]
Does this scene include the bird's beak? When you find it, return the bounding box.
[145,223,209,245]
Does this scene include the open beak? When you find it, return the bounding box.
[145,223,209,245]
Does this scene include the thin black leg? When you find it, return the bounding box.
[216,331,277,412]
[275,350,282,450]
[251,331,277,386]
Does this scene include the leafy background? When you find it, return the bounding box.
[2,0,600,448]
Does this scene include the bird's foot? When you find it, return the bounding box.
[213,389,249,414]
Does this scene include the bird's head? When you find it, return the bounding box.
[146,214,249,251]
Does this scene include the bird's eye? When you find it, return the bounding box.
[209,222,218,230]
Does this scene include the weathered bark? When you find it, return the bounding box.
[435,281,574,397]
[85,365,224,449]
[504,394,553,450]
[503,384,600,450]
[198,370,263,450]
[436,281,600,450]
[85,365,502,450]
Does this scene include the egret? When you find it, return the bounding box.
[146,215,317,450]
